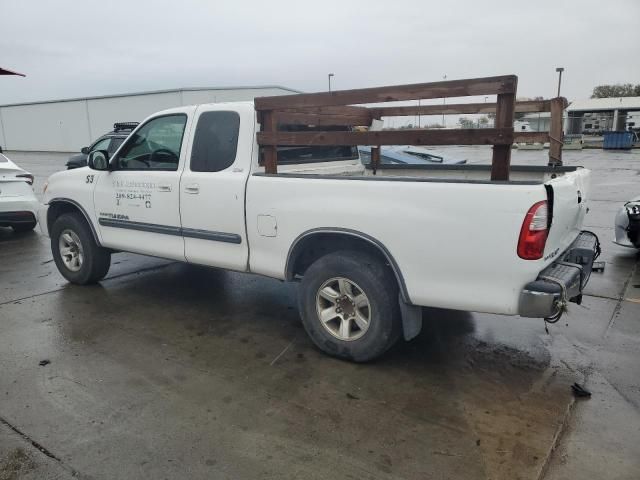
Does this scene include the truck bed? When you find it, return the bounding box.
[361,163,580,183]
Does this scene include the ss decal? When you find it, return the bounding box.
[86,174,95,184]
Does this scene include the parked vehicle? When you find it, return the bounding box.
[38,77,599,362]
[66,122,138,169]
[614,197,640,249]
[358,146,466,165]
[0,150,38,232]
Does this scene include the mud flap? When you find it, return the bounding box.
[399,296,422,340]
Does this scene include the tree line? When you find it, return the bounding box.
[591,84,640,98]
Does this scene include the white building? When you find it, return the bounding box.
[520,112,551,132]
[566,97,640,134]
[0,85,299,152]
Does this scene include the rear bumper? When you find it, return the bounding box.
[519,231,600,318]
[0,210,36,226]
[0,197,38,227]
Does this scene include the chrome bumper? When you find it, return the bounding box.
[519,231,600,318]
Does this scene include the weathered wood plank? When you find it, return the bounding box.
[274,112,372,126]
[514,132,549,143]
[277,106,370,116]
[371,147,380,175]
[369,99,550,118]
[491,88,517,181]
[257,128,514,146]
[262,111,278,174]
[548,97,566,166]
[255,75,517,110]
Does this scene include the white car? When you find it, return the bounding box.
[614,197,640,249]
[0,151,38,232]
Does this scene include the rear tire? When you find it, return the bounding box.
[12,221,36,233]
[298,250,401,362]
[51,213,111,284]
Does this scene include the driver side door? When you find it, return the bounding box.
[93,111,192,260]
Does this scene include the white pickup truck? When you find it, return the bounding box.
[40,100,599,361]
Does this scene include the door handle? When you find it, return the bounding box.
[158,184,172,192]
[184,183,200,194]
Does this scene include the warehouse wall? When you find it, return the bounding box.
[86,92,181,141]
[1,99,91,152]
[0,87,296,153]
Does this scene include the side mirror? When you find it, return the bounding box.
[87,150,110,171]
[81,146,89,154]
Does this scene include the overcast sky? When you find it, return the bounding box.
[1,0,639,106]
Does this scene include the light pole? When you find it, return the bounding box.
[555,67,564,97]
[328,73,334,92]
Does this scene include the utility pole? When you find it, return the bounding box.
[555,67,564,97]
[328,73,334,92]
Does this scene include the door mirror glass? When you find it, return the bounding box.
[88,150,110,170]
[81,146,89,154]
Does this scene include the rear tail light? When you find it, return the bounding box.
[16,173,34,185]
[517,200,549,260]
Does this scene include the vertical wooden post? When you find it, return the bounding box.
[491,91,516,181]
[262,111,278,174]
[548,97,565,166]
[371,146,380,175]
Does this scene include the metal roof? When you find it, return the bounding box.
[0,85,302,108]
[567,97,640,112]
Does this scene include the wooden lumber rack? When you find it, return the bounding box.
[254,75,566,181]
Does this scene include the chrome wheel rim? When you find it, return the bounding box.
[316,277,371,341]
[58,229,84,272]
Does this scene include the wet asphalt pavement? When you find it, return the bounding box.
[1,148,639,479]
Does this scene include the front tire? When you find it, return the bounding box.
[298,250,401,362]
[51,213,111,284]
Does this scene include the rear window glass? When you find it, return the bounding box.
[190,111,240,172]
[261,125,358,166]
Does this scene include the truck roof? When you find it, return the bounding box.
[150,101,256,118]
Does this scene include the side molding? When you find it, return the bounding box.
[98,218,242,244]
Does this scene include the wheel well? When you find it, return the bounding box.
[47,200,99,244]
[286,231,409,302]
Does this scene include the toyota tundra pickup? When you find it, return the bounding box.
[39,79,599,361]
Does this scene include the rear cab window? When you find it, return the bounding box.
[190,111,240,172]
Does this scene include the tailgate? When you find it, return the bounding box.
[543,168,590,264]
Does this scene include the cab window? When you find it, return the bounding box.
[190,111,240,172]
[108,137,125,155]
[90,137,111,153]
[115,114,187,170]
